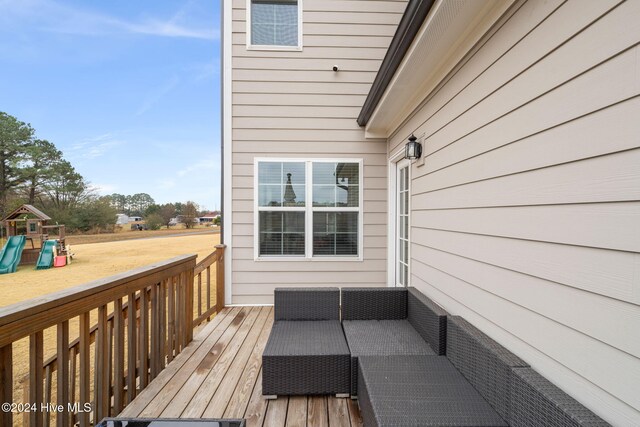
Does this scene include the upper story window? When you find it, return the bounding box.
[248,0,302,50]
[255,159,362,260]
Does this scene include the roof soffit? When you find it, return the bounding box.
[365,0,516,138]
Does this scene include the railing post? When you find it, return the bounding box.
[215,244,226,312]
[0,344,12,427]
[185,269,194,344]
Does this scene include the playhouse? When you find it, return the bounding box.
[1,204,68,272]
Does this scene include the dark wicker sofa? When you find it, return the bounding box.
[352,287,610,427]
[341,287,447,396]
[262,286,610,426]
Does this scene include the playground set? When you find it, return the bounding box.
[0,204,71,274]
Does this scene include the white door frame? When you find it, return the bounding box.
[387,147,411,287]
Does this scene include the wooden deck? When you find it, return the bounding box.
[119,306,363,426]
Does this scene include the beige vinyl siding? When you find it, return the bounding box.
[230,0,407,304]
[388,0,640,424]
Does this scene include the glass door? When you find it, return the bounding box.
[396,160,410,287]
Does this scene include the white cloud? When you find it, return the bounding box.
[177,154,219,177]
[89,183,117,195]
[0,0,218,41]
[68,133,125,160]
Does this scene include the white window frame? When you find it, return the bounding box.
[246,0,303,51]
[254,158,363,261]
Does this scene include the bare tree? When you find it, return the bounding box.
[180,201,199,229]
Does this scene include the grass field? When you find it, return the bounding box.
[0,232,221,423]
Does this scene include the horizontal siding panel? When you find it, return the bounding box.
[423,46,640,174]
[233,105,362,118]
[415,97,640,188]
[233,92,366,106]
[423,2,639,157]
[232,117,361,130]
[304,1,407,13]
[232,45,388,59]
[232,80,372,95]
[412,228,640,304]
[234,144,386,157]
[412,202,640,252]
[411,245,640,357]
[233,69,377,83]
[232,129,367,141]
[231,281,387,304]
[233,257,386,271]
[302,11,403,25]
[304,23,398,37]
[232,57,384,71]
[302,35,393,48]
[409,264,640,412]
[233,270,384,284]
[413,149,640,209]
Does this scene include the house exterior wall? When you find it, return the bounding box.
[387,0,640,424]
[227,0,408,304]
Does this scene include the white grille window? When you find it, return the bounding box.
[256,159,362,259]
[250,0,300,47]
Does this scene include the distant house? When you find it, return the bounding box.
[115,214,129,225]
[221,0,640,424]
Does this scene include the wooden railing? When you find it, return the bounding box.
[0,244,226,427]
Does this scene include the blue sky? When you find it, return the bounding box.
[0,0,221,210]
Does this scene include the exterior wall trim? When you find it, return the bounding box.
[222,0,233,305]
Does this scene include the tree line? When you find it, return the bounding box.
[109,195,203,230]
[0,112,115,232]
[1,112,210,234]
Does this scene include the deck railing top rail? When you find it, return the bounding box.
[0,254,197,348]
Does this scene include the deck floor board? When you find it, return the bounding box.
[120,306,362,426]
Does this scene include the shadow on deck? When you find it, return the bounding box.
[119,306,363,426]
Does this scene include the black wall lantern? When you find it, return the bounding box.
[405,134,422,160]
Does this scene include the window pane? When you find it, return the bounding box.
[251,1,298,46]
[260,211,304,256]
[258,161,305,207]
[313,212,358,256]
[312,162,359,207]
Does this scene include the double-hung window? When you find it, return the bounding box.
[248,0,302,50]
[256,159,362,260]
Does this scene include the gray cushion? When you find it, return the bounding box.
[358,355,508,427]
[264,320,349,356]
[343,319,435,356]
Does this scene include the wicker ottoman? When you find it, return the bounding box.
[262,288,350,396]
[357,355,508,427]
[262,320,350,396]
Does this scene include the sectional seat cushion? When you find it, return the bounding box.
[343,319,435,396]
[357,355,508,427]
[262,320,350,395]
[343,320,435,356]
